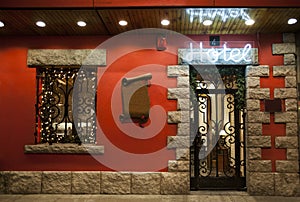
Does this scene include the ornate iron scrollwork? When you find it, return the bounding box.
[35,67,97,145]
[190,65,246,190]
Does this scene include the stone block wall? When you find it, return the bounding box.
[246,33,300,196]
[166,65,190,192]
[0,65,191,195]
[0,171,189,194]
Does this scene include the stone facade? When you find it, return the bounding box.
[1,35,299,196]
[166,65,190,192]
[0,171,189,194]
[246,33,300,197]
[24,143,104,154]
[27,49,106,67]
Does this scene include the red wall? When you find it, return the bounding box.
[0,33,282,171]
[1,0,299,8]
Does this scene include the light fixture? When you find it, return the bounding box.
[161,19,170,26]
[0,21,4,27]
[36,21,46,27]
[77,21,86,27]
[203,19,213,26]
[119,20,128,26]
[288,18,297,25]
[245,19,255,26]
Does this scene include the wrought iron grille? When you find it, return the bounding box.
[190,65,246,190]
[35,67,97,145]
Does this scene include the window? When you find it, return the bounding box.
[35,67,97,145]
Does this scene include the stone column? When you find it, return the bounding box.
[246,65,273,195]
[164,65,190,194]
[272,33,299,196]
[246,33,300,196]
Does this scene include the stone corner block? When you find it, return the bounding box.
[177,77,190,88]
[168,88,190,100]
[274,88,297,99]
[24,143,104,154]
[161,172,189,194]
[101,172,131,194]
[285,99,298,111]
[246,65,269,77]
[285,76,297,88]
[247,111,270,123]
[131,172,161,194]
[247,148,262,160]
[42,171,71,194]
[247,136,271,148]
[27,49,106,67]
[247,123,262,136]
[272,43,296,55]
[6,171,42,194]
[176,148,190,161]
[274,111,297,123]
[275,136,298,149]
[168,160,189,172]
[248,160,272,172]
[246,99,260,111]
[275,173,300,197]
[276,160,299,173]
[286,123,298,136]
[273,65,296,77]
[246,88,270,100]
[167,136,189,149]
[284,54,296,65]
[168,111,189,123]
[246,77,260,88]
[248,172,275,196]
[167,65,189,77]
[71,172,100,194]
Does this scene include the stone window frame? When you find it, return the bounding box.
[24,49,106,154]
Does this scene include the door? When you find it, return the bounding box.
[190,65,246,190]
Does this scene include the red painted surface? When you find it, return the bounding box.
[0,34,283,171]
[262,115,287,172]
[215,0,300,7]
[1,0,299,8]
[259,33,286,172]
[94,0,214,7]
[0,0,93,8]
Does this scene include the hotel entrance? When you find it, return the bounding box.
[190,65,246,190]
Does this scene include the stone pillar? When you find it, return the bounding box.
[272,33,299,196]
[246,65,273,195]
[165,65,190,194]
[246,33,300,196]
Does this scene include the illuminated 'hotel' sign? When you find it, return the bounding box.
[187,8,252,23]
[178,42,258,65]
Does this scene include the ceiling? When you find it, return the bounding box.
[1,8,300,36]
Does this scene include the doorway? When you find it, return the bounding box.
[190,65,246,190]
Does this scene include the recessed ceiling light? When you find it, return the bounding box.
[36,21,46,27]
[245,19,255,26]
[77,21,86,27]
[203,20,213,26]
[161,19,170,26]
[0,21,4,27]
[119,20,128,26]
[288,18,297,25]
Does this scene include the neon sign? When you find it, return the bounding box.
[187,8,253,24]
[179,42,257,65]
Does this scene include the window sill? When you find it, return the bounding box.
[24,143,104,154]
